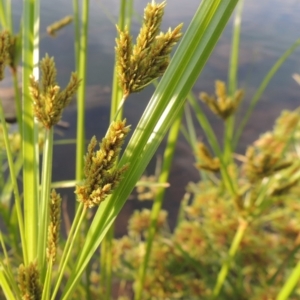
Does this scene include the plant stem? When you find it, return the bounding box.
[0,99,27,264]
[110,0,127,120]
[188,92,236,195]
[228,0,243,95]
[72,0,80,69]
[101,1,132,298]
[0,269,15,300]
[223,0,243,164]
[276,260,300,300]
[12,71,22,135]
[183,102,207,180]
[51,205,86,300]
[101,224,113,300]
[75,0,89,181]
[38,128,54,280]
[42,260,52,300]
[212,218,248,298]
[0,0,8,28]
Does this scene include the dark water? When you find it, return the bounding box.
[2,0,300,234]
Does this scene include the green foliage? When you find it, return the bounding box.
[0,0,300,299]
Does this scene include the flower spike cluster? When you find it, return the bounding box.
[18,262,42,300]
[29,54,81,129]
[47,189,61,263]
[200,80,244,120]
[115,1,183,97]
[75,119,130,208]
[196,142,220,172]
[47,15,73,37]
[0,30,10,80]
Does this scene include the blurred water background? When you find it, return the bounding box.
[1,0,300,233]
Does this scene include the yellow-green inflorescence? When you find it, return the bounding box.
[75,119,130,208]
[18,262,43,300]
[196,142,220,172]
[115,1,183,97]
[242,109,300,184]
[200,80,244,120]
[47,16,73,37]
[47,189,62,263]
[29,54,81,129]
[0,30,10,80]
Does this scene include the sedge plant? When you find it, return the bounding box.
[0,0,242,299]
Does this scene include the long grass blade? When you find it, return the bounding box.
[22,0,38,264]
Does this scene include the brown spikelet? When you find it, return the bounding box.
[47,189,62,263]
[75,119,130,208]
[29,54,81,129]
[200,80,244,120]
[115,1,183,97]
[18,262,42,300]
[47,16,73,37]
[0,30,11,80]
[196,143,220,172]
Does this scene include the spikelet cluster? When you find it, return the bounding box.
[18,262,42,300]
[75,119,130,208]
[29,54,81,129]
[200,80,244,120]
[0,30,10,80]
[195,142,220,172]
[115,1,183,97]
[243,109,300,184]
[47,16,73,37]
[47,189,61,263]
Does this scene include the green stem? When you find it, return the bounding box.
[0,99,27,264]
[228,0,243,95]
[38,128,54,280]
[110,0,127,120]
[188,92,236,195]
[0,231,21,298]
[42,260,52,300]
[6,0,12,31]
[134,109,183,300]
[101,224,113,300]
[212,219,248,298]
[51,205,86,300]
[12,71,22,135]
[183,103,207,180]
[223,0,243,164]
[0,0,7,28]
[72,0,80,69]
[276,260,300,300]
[101,1,132,298]
[75,0,89,181]
[0,269,15,300]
